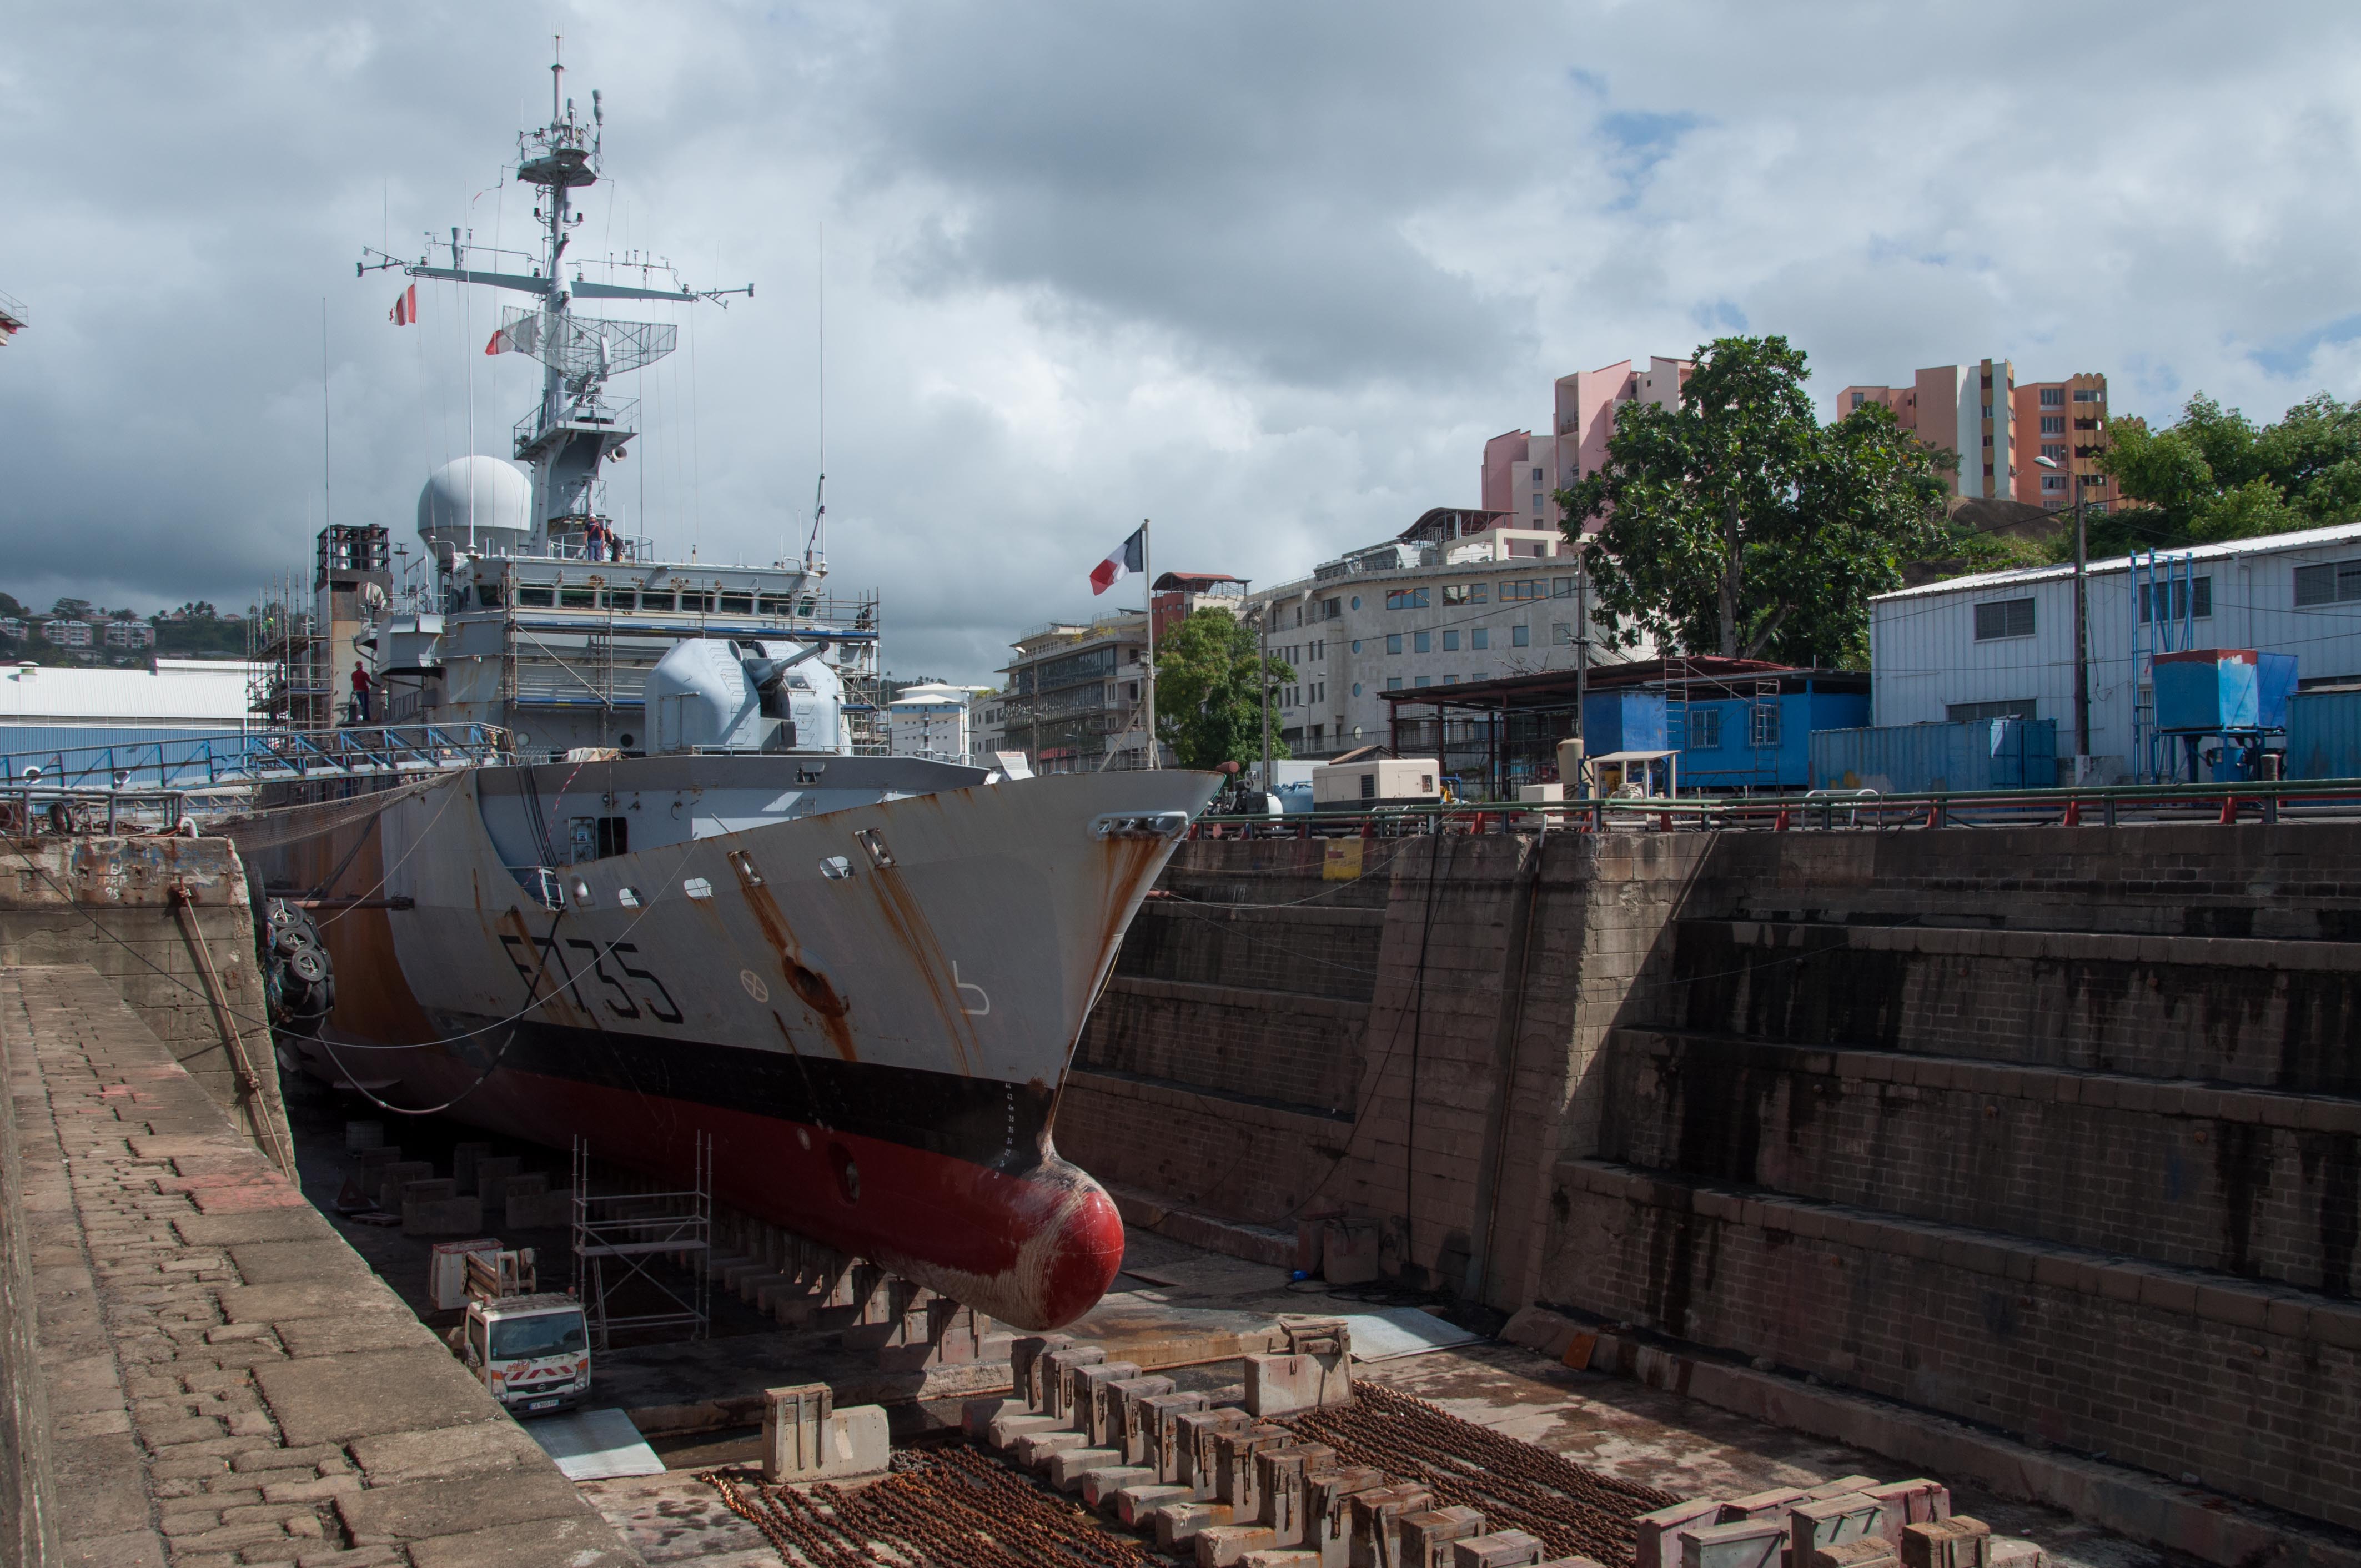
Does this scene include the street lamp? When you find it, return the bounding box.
[2035,453,2091,773]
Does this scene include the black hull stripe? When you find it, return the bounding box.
[409,1021,1058,1170]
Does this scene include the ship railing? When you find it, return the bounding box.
[0,723,515,793]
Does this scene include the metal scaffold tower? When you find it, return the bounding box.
[571,1133,712,1349]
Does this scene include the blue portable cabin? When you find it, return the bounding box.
[1674,674,1872,792]
[2283,686,2361,780]
[1579,689,1668,756]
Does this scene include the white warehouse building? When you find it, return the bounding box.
[1869,521,2361,781]
[885,682,976,762]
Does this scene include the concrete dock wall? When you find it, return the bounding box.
[0,836,290,1168]
[1067,821,2361,1536]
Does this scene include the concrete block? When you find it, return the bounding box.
[1791,1497,1888,1558]
[472,1156,522,1204]
[375,1161,433,1210]
[962,1396,1012,1441]
[1348,1484,1434,1567]
[1500,1305,1583,1361]
[401,1177,458,1204]
[506,1190,572,1229]
[1012,1333,1074,1411]
[1201,1525,1282,1566]
[1636,1499,1725,1568]
[1862,1481,1948,1543]
[987,1411,1066,1451]
[1537,1560,1608,1568]
[1158,1501,1235,1551]
[1244,1552,1323,1568]
[1012,1429,1091,1469]
[1103,1374,1175,1454]
[1256,1444,1335,1543]
[1401,1506,1487,1567]
[1178,1408,1256,1497]
[1986,1538,2043,1568]
[1142,1390,1213,1481]
[1813,1542,1899,1568]
[1040,1344,1106,1421]
[1213,1427,1293,1516]
[401,1195,484,1238]
[1807,1477,1883,1500]
[1683,1521,1790,1568]
[1453,1532,1548,1567]
[1323,1219,1382,1285]
[1313,1466,1389,1563]
[1297,1208,1345,1273]
[1244,1351,1352,1416]
[1900,1519,1990,1568]
[1116,1482,1195,1526]
[1049,1446,1125,1492]
[1718,1489,1807,1524]
[762,1383,889,1484]
[451,1142,494,1192]
[1070,1359,1139,1434]
[1083,1465,1158,1508]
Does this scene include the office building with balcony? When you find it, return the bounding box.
[1242,507,1649,759]
[996,612,1158,772]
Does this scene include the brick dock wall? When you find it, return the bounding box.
[0,836,290,1168]
[1063,821,2361,1534]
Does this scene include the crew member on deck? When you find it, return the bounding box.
[350,665,372,725]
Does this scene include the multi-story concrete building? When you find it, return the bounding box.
[41,620,92,650]
[1483,356,1692,534]
[994,612,1158,772]
[1835,361,2114,512]
[1244,507,1646,758]
[103,620,157,650]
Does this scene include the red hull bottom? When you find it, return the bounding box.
[349,1057,1124,1331]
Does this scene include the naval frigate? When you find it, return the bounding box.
[262,53,1212,1332]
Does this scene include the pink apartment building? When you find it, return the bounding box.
[1483,356,1693,534]
[1833,360,2113,511]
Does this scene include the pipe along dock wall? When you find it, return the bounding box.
[1058,825,2361,1541]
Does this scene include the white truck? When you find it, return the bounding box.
[459,1291,592,1416]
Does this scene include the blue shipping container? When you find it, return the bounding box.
[1581,690,1667,755]
[1809,718,2059,793]
[2285,688,2361,780]
[2152,649,2297,733]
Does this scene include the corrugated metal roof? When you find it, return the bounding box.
[1874,519,2361,604]
[0,660,260,723]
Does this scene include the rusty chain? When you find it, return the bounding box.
[707,1382,1675,1567]
[1282,1381,1679,1564]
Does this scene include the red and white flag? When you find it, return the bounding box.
[1089,525,1145,595]
[388,283,418,326]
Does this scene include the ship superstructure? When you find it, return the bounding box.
[248,52,1215,1334]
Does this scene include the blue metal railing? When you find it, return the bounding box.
[0,724,513,792]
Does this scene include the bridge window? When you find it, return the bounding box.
[516,586,556,608]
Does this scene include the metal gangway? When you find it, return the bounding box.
[0,723,513,795]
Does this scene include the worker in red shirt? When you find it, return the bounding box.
[350,664,373,725]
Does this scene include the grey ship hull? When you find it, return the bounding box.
[276,757,1217,1329]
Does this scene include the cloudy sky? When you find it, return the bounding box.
[6,2,2361,682]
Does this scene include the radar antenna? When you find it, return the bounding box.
[356,44,752,550]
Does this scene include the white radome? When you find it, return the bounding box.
[416,455,533,552]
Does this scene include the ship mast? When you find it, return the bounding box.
[360,39,750,556]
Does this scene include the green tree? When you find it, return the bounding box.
[49,597,92,621]
[1153,608,1293,771]
[1561,335,1952,667]
[2093,391,2361,555]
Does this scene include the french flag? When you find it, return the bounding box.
[1089,525,1145,596]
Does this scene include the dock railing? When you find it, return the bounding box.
[1187,776,2361,838]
